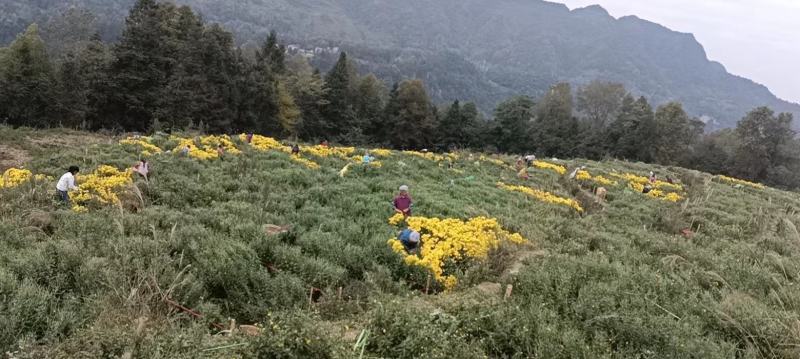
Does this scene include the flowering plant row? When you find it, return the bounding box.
[71,165,133,212]
[387,214,526,290]
[497,182,584,212]
[716,175,765,190]
[119,137,163,157]
[575,170,618,187]
[0,168,49,189]
[532,160,567,175]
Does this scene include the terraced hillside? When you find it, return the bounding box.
[1,125,799,358]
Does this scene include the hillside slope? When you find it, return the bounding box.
[2,0,799,128]
[2,126,800,357]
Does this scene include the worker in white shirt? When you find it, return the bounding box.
[56,166,80,206]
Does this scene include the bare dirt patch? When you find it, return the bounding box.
[0,144,31,171]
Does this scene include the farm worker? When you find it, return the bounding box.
[596,187,608,201]
[362,152,372,165]
[398,228,421,253]
[666,175,675,184]
[246,133,254,144]
[517,167,529,180]
[524,154,536,167]
[320,140,329,148]
[56,166,80,206]
[217,145,225,158]
[642,183,653,194]
[180,145,190,156]
[648,171,657,184]
[291,144,301,155]
[132,160,149,180]
[515,157,525,171]
[394,185,413,217]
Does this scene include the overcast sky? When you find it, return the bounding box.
[557,0,800,104]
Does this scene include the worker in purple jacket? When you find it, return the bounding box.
[393,185,413,217]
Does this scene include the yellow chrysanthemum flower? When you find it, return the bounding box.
[497,182,583,212]
[716,175,765,189]
[533,160,567,175]
[0,168,34,189]
[387,215,527,290]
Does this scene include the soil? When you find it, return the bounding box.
[0,144,31,171]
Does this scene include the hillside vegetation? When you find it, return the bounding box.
[2,0,799,127]
[2,125,800,358]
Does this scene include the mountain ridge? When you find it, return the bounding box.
[1,0,798,128]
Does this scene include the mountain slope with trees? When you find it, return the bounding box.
[1,0,798,129]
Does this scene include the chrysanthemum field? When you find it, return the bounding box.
[1,126,799,358]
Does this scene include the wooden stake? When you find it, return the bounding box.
[308,287,315,307]
[504,284,513,300]
[338,287,343,301]
[424,274,431,295]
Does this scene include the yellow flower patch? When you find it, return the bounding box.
[71,165,132,209]
[119,137,162,156]
[241,134,290,153]
[0,168,34,189]
[627,182,684,202]
[302,145,355,159]
[387,215,526,290]
[370,149,393,157]
[289,156,320,170]
[388,212,406,226]
[199,135,241,155]
[533,160,567,175]
[497,182,583,212]
[172,136,218,160]
[402,150,445,162]
[610,172,683,191]
[592,175,617,186]
[575,170,618,186]
[716,175,765,190]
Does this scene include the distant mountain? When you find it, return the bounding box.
[2,0,798,129]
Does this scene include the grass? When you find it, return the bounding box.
[1,125,800,358]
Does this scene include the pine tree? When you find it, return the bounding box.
[323,52,358,139]
[0,24,56,127]
[532,83,578,157]
[385,79,436,149]
[284,55,328,140]
[606,95,655,161]
[107,0,171,131]
[493,96,535,153]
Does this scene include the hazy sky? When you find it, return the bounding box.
[557,0,800,104]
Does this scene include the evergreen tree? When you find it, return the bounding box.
[532,83,578,157]
[385,79,436,149]
[323,52,358,139]
[0,24,56,127]
[493,96,535,153]
[606,95,655,161]
[437,100,464,148]
[258,31,285,75]
[276,81,301,136]
[354,74,388,144]
[107,0,171,131]
[284,55,328,140]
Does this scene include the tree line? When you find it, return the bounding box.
[0,0,797,189]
